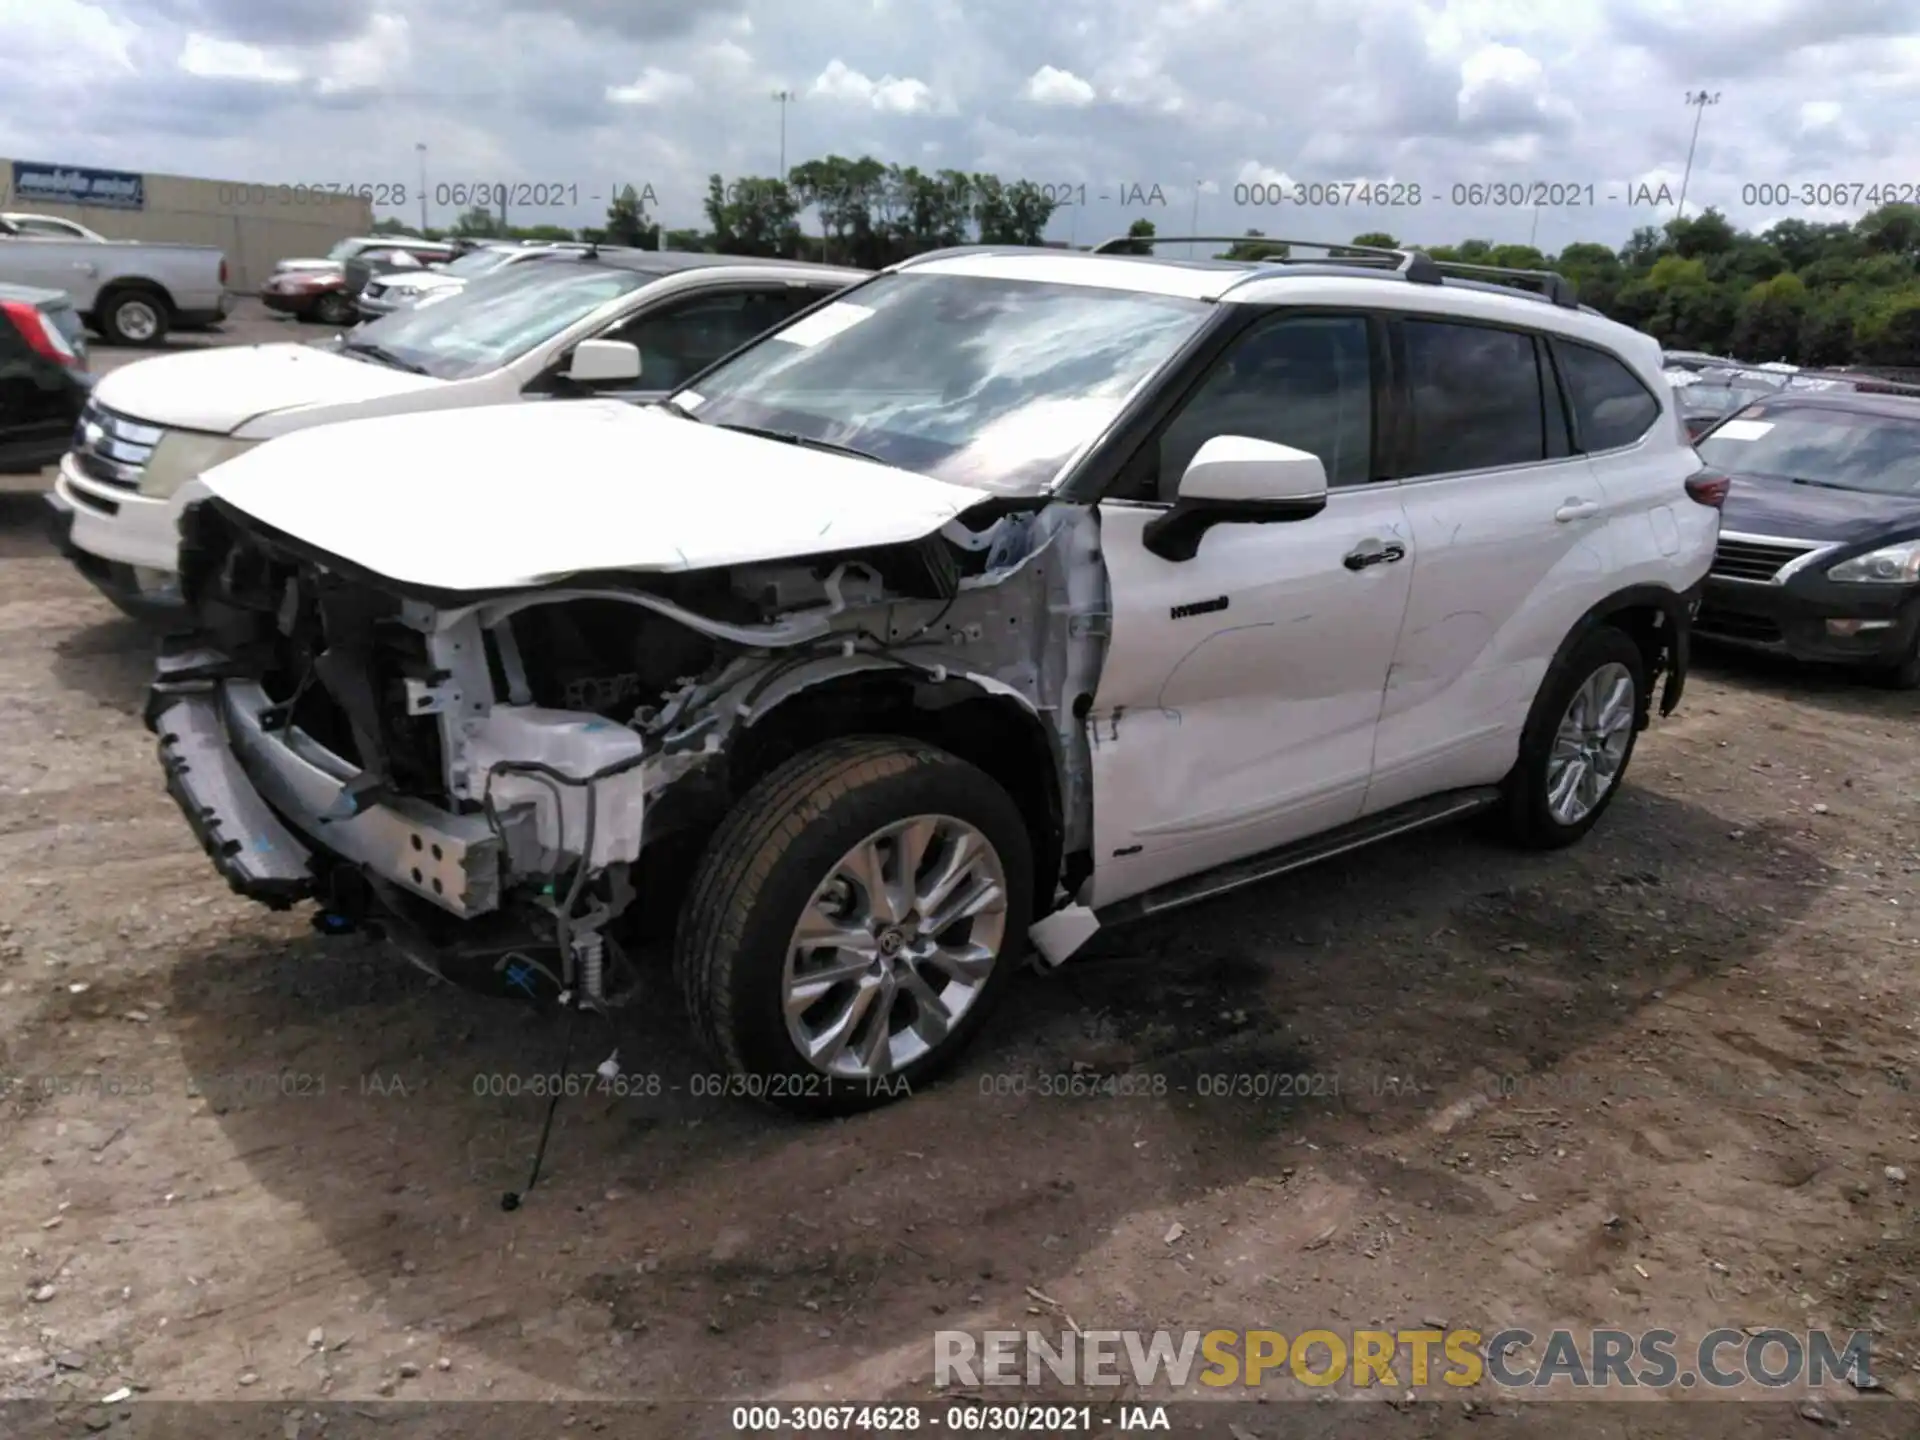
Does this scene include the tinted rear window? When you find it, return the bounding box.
[1556,340,1662,450]
[1402,319,1545,474]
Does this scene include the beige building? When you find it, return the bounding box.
[2,158,376,293]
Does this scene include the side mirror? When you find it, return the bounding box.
[1142,436,1330,562]
[565,339,642,384]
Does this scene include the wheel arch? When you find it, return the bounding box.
[631,662,1065,944]
[95,276,178,317]
[1556,581,1695,725]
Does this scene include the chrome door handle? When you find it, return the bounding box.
[1343,540,1406,570]
[1555,499,1600,522]
[72,261,96,274]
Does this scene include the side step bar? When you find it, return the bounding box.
[1097,786,1503,929]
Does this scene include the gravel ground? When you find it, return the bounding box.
[0,315,1915,1437]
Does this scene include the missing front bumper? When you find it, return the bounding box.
[148,672,505,918]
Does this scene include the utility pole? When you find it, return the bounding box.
[415,143,427,233]
[772,89,797,179]
[1677,90,1721,219]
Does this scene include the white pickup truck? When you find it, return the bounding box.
[0,223,231,345]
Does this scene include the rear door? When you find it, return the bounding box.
[1365,316,1610,814]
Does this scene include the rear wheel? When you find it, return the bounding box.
[675,737,1032,1116]
[97,287,169,347]
[1499,625,1646,849]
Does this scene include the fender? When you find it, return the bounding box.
[1563,580,1700,723]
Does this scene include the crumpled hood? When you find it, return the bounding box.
[201,401,992,592]
[94,343,443,435]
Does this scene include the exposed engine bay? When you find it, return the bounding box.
[150,494,1110,1006]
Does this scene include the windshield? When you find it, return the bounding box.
[678,272,1212,493]
[444,248,517,278]
[345,263,654,380]
[1696,404,1920,495]
[325,239,359,261]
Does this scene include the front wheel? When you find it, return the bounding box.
[675,738,1033,1116]
[1499,625,1646,849]
[313,291,355,327]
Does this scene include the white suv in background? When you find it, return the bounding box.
[43,250,864,614]
[148,237,1719,1115]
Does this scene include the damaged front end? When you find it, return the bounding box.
[147,492,1109,1005]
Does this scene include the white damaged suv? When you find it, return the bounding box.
[147,238,1719,1114]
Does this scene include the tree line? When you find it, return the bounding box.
[373,156,1920,365]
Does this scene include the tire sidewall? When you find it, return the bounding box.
[315,292,354,327]
[717,748,1032,1111]
[1511,625,1647,846]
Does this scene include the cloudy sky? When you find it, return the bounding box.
[4,0,1918,253]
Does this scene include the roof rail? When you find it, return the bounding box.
[1415,259,1580,308]
[1087,233,1582,308]
[895,244,1045,268]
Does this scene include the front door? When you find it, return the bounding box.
[1085,310,1414,909]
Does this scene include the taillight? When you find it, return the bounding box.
[1,300,81,368]
[1685,470,1730,507]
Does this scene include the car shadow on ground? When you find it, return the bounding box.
[0,779,1826,1399]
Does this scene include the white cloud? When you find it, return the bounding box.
[810,58,936,114]
[1024,65,1095,107]
[179,34,301,83]
[607,66,699,105]
[314,14,409,95]
[2,0,135,78]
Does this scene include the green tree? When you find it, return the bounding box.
[703,174,802,258]
[1731,272,1808,362]
[1109,217,1157,256]
[1351,231,1398,249]
[602,184,659,248]
[451,206,501,238]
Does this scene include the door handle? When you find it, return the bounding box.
[1555,499,1600,522]
[1343,540,1407,570]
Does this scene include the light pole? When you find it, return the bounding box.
[1677,90,1721,219]
[772,89,796,179]
[415,143,427,233]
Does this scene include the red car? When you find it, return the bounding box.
[260,268,358,327]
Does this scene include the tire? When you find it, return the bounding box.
[1498,625,1647,850]
[313,291,355,327]
[96,287,170,347]
[1870,625,1920,690]
[675,737,1033,1117]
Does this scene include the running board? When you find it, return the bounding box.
[1095,786,1503,930]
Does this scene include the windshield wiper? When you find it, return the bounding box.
[1789,476,1858,491]
[340,341,429,375]
[712,421,887,465]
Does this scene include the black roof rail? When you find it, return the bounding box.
[1088,232,1439,273]
[1417,259,1580,308]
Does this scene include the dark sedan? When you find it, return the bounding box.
[1693,390,1920,687]
[0,283,92,473]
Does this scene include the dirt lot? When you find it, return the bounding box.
[0,317,1916,1436]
